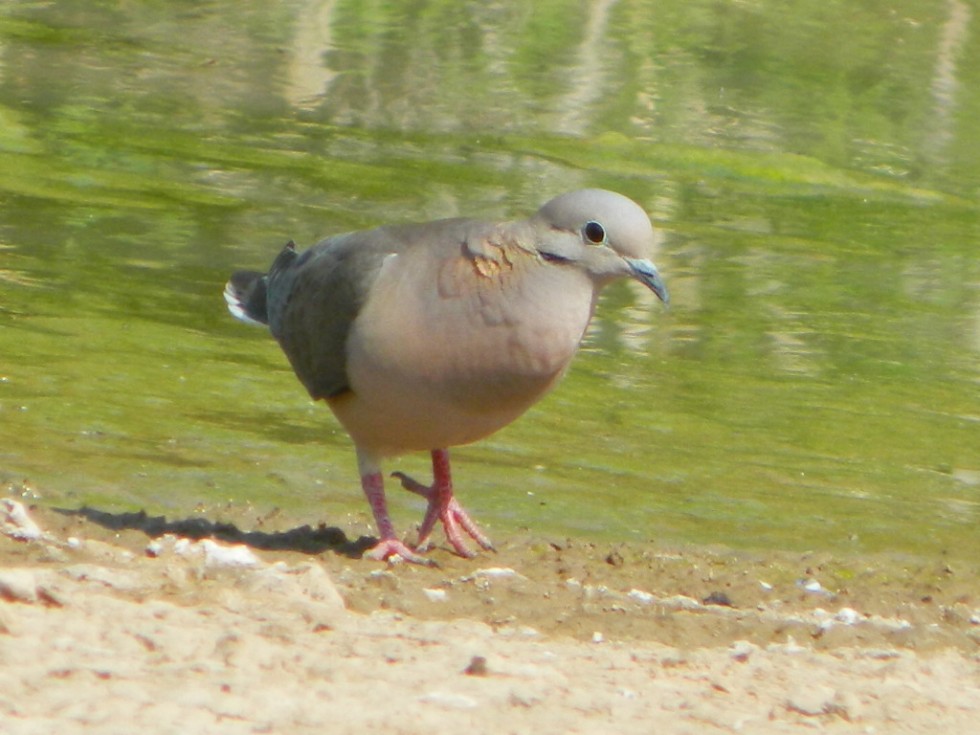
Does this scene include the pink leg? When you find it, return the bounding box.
[391,449,494,558]
[360,470,433,565]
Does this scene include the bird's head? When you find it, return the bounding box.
[531,189,669,305]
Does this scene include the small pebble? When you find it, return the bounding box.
[199,539,260,568]
[423,587,448,603]
[463,656,488,676]
[627,588,655,604]
[1,499,43,541]
[730,640,755,662]
[798,578,826,594]
[786,684,836,716]
[472,567,524,579]
[605,550,624,567]
[703,591,734,607]
[0,569,39,603]
[419,691,478,709]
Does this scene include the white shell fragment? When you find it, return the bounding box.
[423,587,448,603]
[627,588,656,604]
[146,534,261,568]
[1,498,44,541]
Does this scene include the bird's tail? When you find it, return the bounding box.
[224,241,299,327]
[224,270,268,326]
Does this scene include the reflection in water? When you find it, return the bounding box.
[286,0,340,109]
[973,307,980,357]
[924,0,970,165]
[280,0,629,137]
[553,0,618,135]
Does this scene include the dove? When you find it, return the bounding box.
[225,189,667,563]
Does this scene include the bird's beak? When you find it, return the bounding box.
[626,258,669,306]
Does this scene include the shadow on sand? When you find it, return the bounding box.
[54,505,376,559]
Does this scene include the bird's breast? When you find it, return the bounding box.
[333,247,596,453]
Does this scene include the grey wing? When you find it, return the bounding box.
[269,218,497,400]
[271,235,386,400]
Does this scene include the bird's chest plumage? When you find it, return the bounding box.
[333,246,595,453]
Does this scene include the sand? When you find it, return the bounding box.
[2,498,978,734]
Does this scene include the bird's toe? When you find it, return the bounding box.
[363,537,436,566]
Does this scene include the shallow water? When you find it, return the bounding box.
[1,0,977,560]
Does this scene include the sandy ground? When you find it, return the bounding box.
[2,496,979,734]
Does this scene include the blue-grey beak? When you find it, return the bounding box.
[626,258,669,306]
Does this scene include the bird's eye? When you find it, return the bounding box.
[583,220,606,244]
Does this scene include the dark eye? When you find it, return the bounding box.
[583,220,606,244]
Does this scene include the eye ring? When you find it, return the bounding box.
[583,220,606,244]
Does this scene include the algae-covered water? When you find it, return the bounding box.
[1,1,977,560]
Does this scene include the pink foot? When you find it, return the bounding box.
[392,449,494,558]
[363,537,435,566]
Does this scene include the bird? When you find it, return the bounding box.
[224,189,668,564]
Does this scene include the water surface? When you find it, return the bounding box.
[1,0,977,561]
